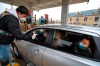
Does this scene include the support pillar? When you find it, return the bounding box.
[61,0,69,26]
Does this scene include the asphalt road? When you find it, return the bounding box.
[13,56,27,66]
[0,54,27,66]
[12,48,28,66]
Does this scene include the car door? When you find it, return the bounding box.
[15,40,36,61]
[43,48,100,66]
[15,28,47,66]
[16,39,46,66]
[31,28,55,66]
[42,29,100,66]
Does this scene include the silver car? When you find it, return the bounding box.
[12,25,100,66]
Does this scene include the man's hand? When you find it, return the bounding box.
[32,33,37,39]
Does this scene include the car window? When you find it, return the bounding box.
[51,29,96,59]
[26,28,51,46]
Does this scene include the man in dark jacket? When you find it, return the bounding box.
[0,6,31,66]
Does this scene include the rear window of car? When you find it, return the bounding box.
[51,29,96,60]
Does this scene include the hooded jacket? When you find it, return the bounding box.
[0,10,31,44]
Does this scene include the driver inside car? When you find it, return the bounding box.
[32,30,49,44]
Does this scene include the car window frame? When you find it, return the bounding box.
[50,29,98,61]
[25,28,55,47]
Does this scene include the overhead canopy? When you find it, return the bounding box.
[0,0,88,10]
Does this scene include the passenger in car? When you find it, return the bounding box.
[52,31,62,48]
[71,38,92,58]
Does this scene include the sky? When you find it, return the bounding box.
[0,0,100,21]
[0,2,17,13]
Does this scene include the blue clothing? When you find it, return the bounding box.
[27,15,32,24]
[38,18,46,25]
[0,44,12,66]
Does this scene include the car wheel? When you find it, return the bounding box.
[12,43,21,58]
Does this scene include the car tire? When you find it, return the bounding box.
[12,43,21,58]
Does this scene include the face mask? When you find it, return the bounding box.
[78,42,87,50]
[20,18,26,22]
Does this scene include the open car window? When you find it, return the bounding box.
[26,28,51,45]
[51,29,96,60]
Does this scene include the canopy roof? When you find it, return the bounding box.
[0,0,88,10]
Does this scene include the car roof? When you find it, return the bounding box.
[27,24,100,37]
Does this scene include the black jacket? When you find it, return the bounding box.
[0,15,31,44]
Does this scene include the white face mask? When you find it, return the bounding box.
[20,18,26,22]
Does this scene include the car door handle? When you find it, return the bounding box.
[34,49,40,53]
